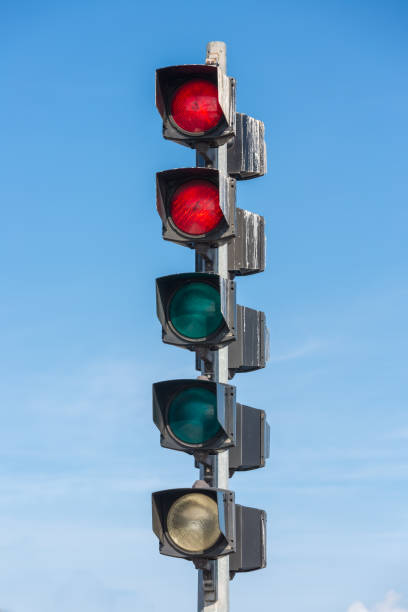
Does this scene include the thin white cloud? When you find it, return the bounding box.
[387,428,408,441]
[14,356,191,420]
[27,359,152,417]
[269,338,325,362]
[339,464,408,482]
[0,472,165,504]
[349,604,369,612]
[0,355,194,462]
[348,591,408,612]
[0,517,192,612]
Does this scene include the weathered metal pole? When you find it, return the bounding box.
[196,41,230,612]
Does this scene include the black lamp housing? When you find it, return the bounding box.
[152,379,236,454]
[156,64,236,148]
[152,487,235,561]
[155,272,236,350]
[156,167,236,248]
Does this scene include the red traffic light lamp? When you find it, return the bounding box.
[156,64,235,148]
[171,78,223,134]
[156,168,236,248]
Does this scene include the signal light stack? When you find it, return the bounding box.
[152,42,269,612]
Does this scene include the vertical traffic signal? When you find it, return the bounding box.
[156,168,236,247]
[153,379,269,473]
[152,485,266,576]
[153,379,236,453]
[156,272,235,349]
[152,41,269,611]
[152,487,235,560]
[156,64,235,147]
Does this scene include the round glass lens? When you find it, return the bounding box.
[169,282,223,340]
[168,387,220,445]
[170,79,223,134]
[170,180,223,236]
[167,493,221,553]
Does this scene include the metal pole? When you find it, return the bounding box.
[197,41,230,612]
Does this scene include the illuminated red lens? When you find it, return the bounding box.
[170,180,223,236]
[170,79,223,134]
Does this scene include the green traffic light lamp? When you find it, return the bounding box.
[155,273,236,350]
[153,379,236,454]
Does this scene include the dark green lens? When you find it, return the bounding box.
[168,387,220,445]
[169,282,223,340]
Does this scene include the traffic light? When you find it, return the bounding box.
[152,487,235,561]
[153,379,270,475]
[156,168,236,247]
[152,41,269,609]
[156,272,236,350]
[156,64,235,148]
[152,485,266,576]
[153,379,236,453]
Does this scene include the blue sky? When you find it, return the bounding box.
[0,1,407,611]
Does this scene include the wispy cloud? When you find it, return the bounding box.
[348,591,408,612]
[269,338,326,362]
[5,356,191,420]
[0,355,194,463]
[0,473,164,503]
[339,464,408,482]
[0,517,190,612]
[387,429,408,441]
[27,359,153,418]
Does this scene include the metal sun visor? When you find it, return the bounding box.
[229,505,267,576]
[228,305,269,376]
[228,208,265,277]
[229,404,270,476]
[228,113,267,180]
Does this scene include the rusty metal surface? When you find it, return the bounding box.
[228,113,267,180]
[228,208,265,276]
